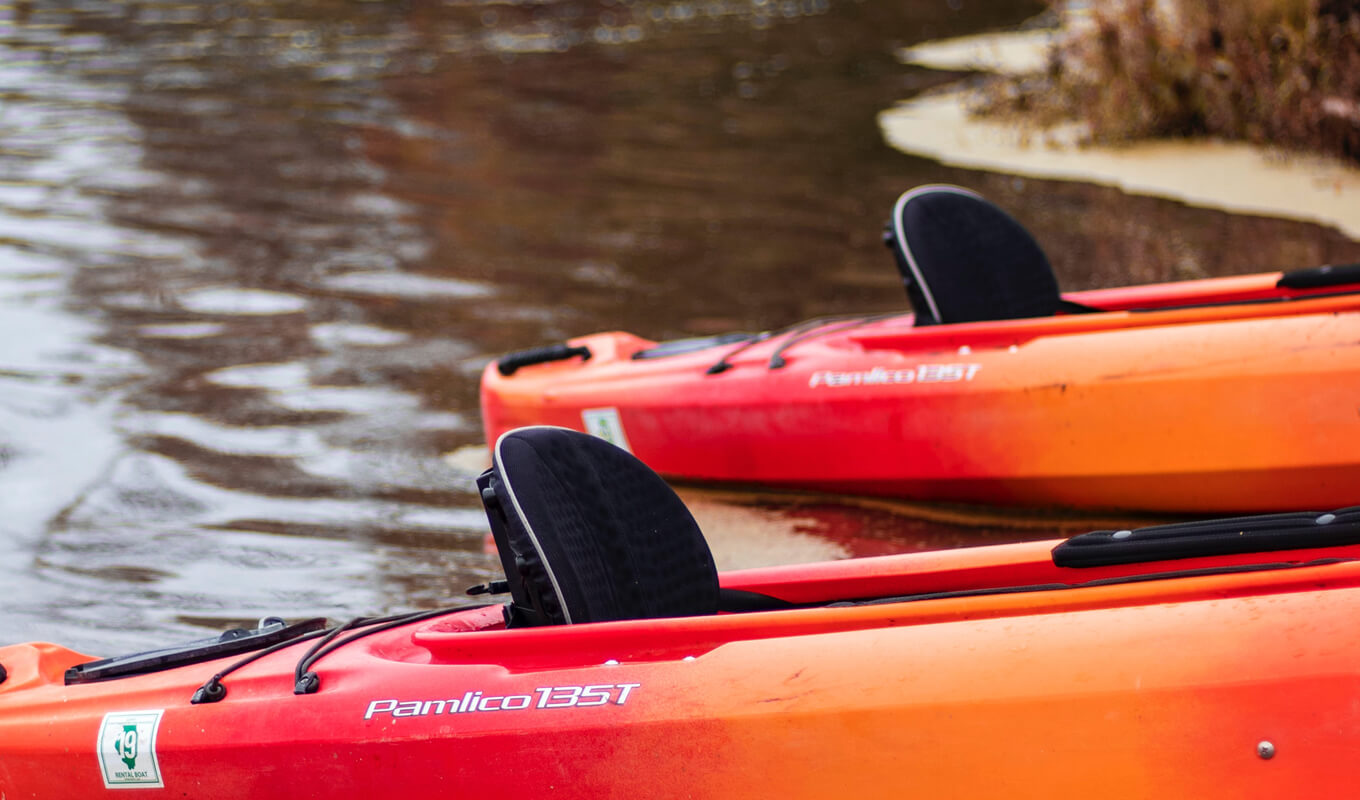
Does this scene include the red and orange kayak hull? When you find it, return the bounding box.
[481,272,1360,512]
[3,536,1360,797]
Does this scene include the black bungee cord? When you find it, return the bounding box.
[293,606,483,695]
[704,330,774,375]
[190,626,331,704]
[765,311,904,369]
[190,605,485,704]
[705,312,891,375]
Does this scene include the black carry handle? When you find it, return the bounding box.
[1276,262,1360,290]
[1053,507,1360,568]
[496,343,592,376]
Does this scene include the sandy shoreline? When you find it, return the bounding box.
[880,29,1360,240]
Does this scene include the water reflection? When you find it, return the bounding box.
[1,0,1356,653]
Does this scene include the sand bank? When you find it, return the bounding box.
[880,29,1360,240]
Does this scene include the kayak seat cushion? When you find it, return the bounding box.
[887,185,1062,325]
[480,426,719,627]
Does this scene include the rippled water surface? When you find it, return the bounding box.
[3,0,1358,653]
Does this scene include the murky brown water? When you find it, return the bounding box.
[3,0,1358,653]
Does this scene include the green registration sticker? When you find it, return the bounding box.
[97,710,165,789]
[581,407,632,453]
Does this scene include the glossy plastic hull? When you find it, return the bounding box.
[481,272,1360,512]
[4,539,1360,797]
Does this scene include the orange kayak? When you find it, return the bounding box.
[481,187,1360,513]
[3,427,1360,798]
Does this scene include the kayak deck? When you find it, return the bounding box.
[482,186,1360,513]
[4,532,1360,797]
[3,428,1359,797]
[482,280,1360,512]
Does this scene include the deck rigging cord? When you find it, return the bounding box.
[764,312,903,369]
[190,605,485,704]
[705,312,905,375]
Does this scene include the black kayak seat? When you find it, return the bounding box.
[477,426,720,627]
[886,185,1063,326]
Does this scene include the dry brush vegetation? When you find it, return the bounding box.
[982,0,1360,161]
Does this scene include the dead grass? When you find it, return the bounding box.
[978,0,1360,162]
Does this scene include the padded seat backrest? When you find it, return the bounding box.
[478,426,719,626]
[886,185,1062,325]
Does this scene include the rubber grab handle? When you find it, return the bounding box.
[1276,262,1360,289]
[496,343,592,376]
[1053,507,1360,568]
